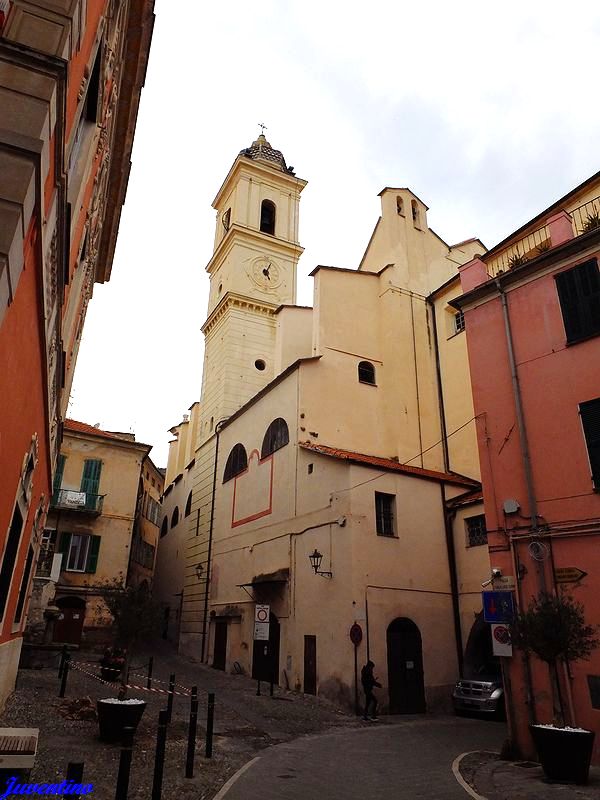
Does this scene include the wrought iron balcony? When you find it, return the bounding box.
[51,488,104,514]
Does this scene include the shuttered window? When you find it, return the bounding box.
[81,459,102,510]
[555,259,600,344]
[0,505,24,620]
[14,544,34,624]
[52,454,66,505]
[60,532,100,573]
[580,398,600,489]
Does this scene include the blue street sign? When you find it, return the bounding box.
[482,591,515,624]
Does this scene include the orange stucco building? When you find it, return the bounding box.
[455,172,600,759]
[0,1,154,710]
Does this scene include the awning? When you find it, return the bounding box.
[238,568,289,589]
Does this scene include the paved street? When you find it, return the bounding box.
[219,715,506,799]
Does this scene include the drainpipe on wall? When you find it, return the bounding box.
[427,299,450,473]
[495,279,539,535]
[441,483,464,677]
[428,298,462,673]
[200,418,228,663]
[495,278,545,592]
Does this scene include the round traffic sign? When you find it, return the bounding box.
[256,607,269,623]
[349,623,363,646]
[493,624,510,645]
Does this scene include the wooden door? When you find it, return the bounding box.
[53,600,86,645]
[387,617,426,714]
[252,613,280,683]
[303,635,317,695]
[213,619,228,670]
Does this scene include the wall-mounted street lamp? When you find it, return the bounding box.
[195,562,204,580]
[309,549,332,578]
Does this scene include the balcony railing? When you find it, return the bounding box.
[486,223,551,278]
[485,193,600,279]
[571,196,600,236]
[51,488,104,514]
[35,548,62,581]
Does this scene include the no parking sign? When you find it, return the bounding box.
[254,604,270,641]
[491,623,512,657]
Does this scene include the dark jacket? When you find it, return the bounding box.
[361,661,381,692]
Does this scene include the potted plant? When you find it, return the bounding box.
[100,646,126,682]
[94,580,161,743]
[513,591,599,784]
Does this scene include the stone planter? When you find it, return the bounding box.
[97,699,147,743]
[530,724,595,784]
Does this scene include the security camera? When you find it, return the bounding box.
[481,568,502,588]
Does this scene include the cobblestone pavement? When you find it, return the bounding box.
[0,641,359,799]
[461,751,600,800]
[219,715,507,799]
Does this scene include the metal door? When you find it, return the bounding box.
[213,619,228,670]
[303,635,317,695]
[387,617,426,713]
[252,612,280,683]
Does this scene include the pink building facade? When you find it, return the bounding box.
[455,172,600,760]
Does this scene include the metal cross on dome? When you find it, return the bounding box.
[258,122,267,136]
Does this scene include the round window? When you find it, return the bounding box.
[255,359,266,371]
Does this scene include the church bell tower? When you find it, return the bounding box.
[197,134,307,441]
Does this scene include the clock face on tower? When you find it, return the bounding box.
[250,257,282,291]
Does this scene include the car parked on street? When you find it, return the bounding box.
[452,673,505,718]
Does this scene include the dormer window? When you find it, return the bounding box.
[396,196,404,216]
[260,200,276,235]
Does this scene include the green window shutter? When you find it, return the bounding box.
[81,459,102,493]
[85,535,101,574]
[52,455,66,504]
[81,459,102,510]
[58,531,71,570]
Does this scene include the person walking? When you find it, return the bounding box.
[361,660,381,721]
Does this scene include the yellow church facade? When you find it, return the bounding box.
[156,135,492,711]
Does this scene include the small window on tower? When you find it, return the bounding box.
[260,200,276,235]
[396,196,404,216]
[222,208,231,231]
[358,361,376,385]
[411,199,420,228]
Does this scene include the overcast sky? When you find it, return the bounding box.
[69,0,600,467]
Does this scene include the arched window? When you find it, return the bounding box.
[160,518,168,538]
[185,491,192,517]
[396,196,404,216]
[261,418,289,458]
[260,200,276,235]
[223,443,248,483]
[171,507,179,528]
[358,361,376,385]
[411,199,420,227]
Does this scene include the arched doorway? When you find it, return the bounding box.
[53,596,86,645]
[387,617,426,714]
[463,612,497,679]
[252,612,280,684]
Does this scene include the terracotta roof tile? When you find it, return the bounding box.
[299,443,480,488]
[64,419,135,442]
